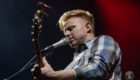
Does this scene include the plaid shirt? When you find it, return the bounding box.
[69,35,122,80]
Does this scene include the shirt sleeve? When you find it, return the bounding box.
[72,35,121,80]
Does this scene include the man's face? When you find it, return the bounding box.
[64,17,88,48]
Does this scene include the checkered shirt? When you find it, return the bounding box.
[69,35,122,80]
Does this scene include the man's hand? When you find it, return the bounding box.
[31,57,75,80]
[31,57,56,80]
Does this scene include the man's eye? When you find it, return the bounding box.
[68,28,72,31]
[68,26,75,31]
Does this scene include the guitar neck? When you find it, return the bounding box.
[33,37,43,68]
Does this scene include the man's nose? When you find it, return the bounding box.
[64,30,70,37]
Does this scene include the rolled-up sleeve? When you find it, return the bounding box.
[72,36,121,80]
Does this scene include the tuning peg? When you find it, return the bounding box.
[31,25,35,29]
[32,39,34,41]
[32,19,35,22]
[31,32,34,34]
[39,25,42,29]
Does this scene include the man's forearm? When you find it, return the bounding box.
[53,70,75,80]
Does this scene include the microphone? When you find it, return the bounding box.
[41,37,69,53]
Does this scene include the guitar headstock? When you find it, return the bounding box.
[31,2,52,68]
[31,10,43,38]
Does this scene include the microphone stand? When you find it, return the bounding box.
[3,50,52,80]
[3,62,36,80]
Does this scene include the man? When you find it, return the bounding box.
[31,9,122,80]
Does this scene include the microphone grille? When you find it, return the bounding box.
[64,37,70,43]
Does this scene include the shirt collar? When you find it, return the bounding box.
[75,37,97,53]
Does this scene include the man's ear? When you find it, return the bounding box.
[85,23,92,33]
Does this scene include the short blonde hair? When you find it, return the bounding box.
[59,9,94,33]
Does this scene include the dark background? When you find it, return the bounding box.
[0,0,140,80]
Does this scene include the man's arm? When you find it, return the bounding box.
[54,70,75,80]
[31,57,75,80]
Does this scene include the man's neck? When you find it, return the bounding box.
[84,33,95,42]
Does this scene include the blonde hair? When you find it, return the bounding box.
[59,9,94,33]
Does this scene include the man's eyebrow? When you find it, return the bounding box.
[64,23,70,30]
[64,22,68,28]
[64,25,73,30]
